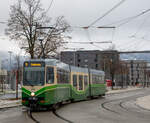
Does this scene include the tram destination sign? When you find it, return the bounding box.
[24,61,45,67]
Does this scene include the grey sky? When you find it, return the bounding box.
[0,0,150,53]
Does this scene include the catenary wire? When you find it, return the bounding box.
[132,14,150,37]
[117,9,150,27]
[45,0,54,14]
[88,0,126,27]
[100,9,150,28]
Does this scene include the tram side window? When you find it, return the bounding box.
[101,76,105,83]
[84,75,88,89]
[92,75,99,84]
[79,75,83,90]
[46,67,54,84]
[92,75,96,84]
[73,75,77,89]
[92,74,105,84]
[57,69,69,84]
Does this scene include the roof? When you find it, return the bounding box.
[24,59,105,74]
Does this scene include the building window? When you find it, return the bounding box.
[84,59,88,63]
[96,54,98,58]
[96,64,98,69]
[94,59,98,62]
[78,59,81,62]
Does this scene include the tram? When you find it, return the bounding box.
[22,59,106,108]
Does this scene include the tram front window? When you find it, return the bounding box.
[23,68,45,86]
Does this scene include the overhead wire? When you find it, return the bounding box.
[83,28,107,50]
[0,21,7,24]
[116,9,150,51]
[67,0,126,50]
[132,13,150,37]
[97,8,150,51]
[45,0,54,14]
[117,9,150,27]
[88,0,126,27]
[100,8,150,28]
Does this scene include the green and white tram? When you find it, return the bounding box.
[22,59,106,108]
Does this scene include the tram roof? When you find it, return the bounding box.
[90,69,105,75]
[25,59,104,74]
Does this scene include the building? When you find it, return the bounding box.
[0,58,7,91]
[61,50,119,69]
[61,50,102,69]
[61,50,121,85]
[122,60,147,86]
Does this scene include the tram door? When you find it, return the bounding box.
[78,75,84,91]
[73,74,77,90]
[73,74,84,91]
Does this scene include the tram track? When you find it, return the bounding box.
[101,90,150,115]
[51,89,150,123]
[27,109,40,123]
[52,108,73,123]
[25,105,73,123]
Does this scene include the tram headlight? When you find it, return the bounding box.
[31,92,35,96]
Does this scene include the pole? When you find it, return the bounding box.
[74,52,75,66]
[8,51,12,71]
[16,70,18,99]
[39,39,45,59]
[8,51,12,87]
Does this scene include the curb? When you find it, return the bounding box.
[0,104,22,109]
[136,95,150,111]
[106,87,142,95]
[135,102,150,112]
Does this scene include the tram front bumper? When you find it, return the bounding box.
[28,96,38,107]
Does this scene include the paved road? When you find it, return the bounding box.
[0,88,150,123]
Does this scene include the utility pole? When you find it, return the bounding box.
[39,39,45,59]
[36,24,56,59]
[8,51,12,86]
[8,51,12,71]
[16,70,18,99]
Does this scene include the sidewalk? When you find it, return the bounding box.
[0,90,21,109]
[0,99,21,109]
[136,95,150,110]
[106,86,141,94]
[0,90,21,95]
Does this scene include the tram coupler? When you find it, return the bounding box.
[28,96,38,108]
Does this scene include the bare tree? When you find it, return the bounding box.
[6,0,70,59]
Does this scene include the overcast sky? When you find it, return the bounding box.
[1,0,150,54]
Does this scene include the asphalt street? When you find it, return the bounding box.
[0,88,150,123]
